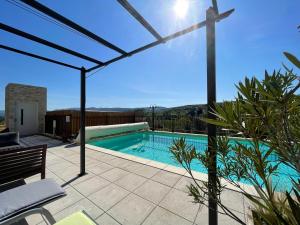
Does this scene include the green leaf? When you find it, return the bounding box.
[201,118,230,127]
[284,52,300,68]
[286,191,300,222]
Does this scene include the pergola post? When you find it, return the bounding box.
[80,67,86,176]
[206,7,218,225]
[151,106,155,131]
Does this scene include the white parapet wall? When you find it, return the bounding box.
[75,122,150,143]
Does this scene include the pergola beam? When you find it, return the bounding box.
[0,44,81,70]
[117,0,163,41]
[212,0,219,15]
[0,23,104,65]
[20,0,127,55]
[87,8,234,72]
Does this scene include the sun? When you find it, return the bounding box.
[173,0,189,19]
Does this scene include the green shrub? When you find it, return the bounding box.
[170,53,300,225]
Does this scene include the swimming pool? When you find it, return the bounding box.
[88,131,297,190]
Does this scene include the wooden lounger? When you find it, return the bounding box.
[0,144,47,188]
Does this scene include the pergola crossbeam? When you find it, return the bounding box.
[20,0,127,55]
[0,44,81,70]
[212,0,219,15]
[117,0,163,41]
[0,23,104,65]
[87,8,234,72]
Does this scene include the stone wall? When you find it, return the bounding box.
[5,83,47,134]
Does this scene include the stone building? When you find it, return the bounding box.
[5,83,47,136]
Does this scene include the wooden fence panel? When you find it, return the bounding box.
[45,110,142,139]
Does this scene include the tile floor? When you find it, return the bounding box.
[18,135,251,225]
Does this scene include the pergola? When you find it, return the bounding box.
[0,1,234,224]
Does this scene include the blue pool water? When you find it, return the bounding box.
[89,131,298,191]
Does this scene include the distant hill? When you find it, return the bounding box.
[58,107,167,113]
[150,104,208,117]
[69,104,208,116]
[84,107,137,112]
[51,104,211,117]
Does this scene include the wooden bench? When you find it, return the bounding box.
[0,145,47,186]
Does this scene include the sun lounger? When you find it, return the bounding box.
[0,178,98,225]
[0,179,66,225]
[52,211,98,225]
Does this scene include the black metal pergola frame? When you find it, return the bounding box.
[0,1,233,224]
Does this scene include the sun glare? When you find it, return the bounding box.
[173,0,189,19]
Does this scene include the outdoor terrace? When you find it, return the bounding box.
[22,135,250,225]
[0,1,234,224]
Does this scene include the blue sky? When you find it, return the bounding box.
[0,0,299,110]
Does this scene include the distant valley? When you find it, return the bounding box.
[56,106,168,113]
[56,104,208,116]
[0,104,208,120]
